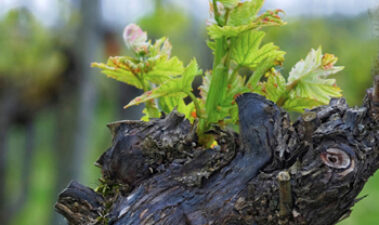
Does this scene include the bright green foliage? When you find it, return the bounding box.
[92,30,189,119]
[144,56,184,83]
[125,59,202,121]
[93,0,345,145]
[92,57,145,89]
[207,6,286,39]
[199,70,248,127]
[92,36,184,89]
[282,97,323,113]
[230,30,285,88]
[255,47,343,112]
[228,0,264,26]
[232,31,279,67]
[286,48,343,104]
[259,69,286,103]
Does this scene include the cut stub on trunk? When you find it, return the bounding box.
[55,77,379,225]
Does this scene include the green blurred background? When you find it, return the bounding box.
[0,0,378,224]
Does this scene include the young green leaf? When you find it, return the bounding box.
[231,30,285,69]
[91,57,144,89]
[220,73,249,122]
[246,56,281,89]
[287,47,344,104]
[206,40,216,52]
[231,30,265,65]
[125,59,202,115]
[207,23,258,39]
[229,29,285,89]
[282,97,323,113]
[159,95,195,118]
[228,0,264,26]
[145,55,184,84]
[158,94,185,113]
[158,94,197,122]
[256,9,286,27]
[259,70,286,102]
[176,100,196,122]
[141,100,161,121]
[207,9,285,40]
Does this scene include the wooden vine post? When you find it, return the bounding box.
[55,76,379,225]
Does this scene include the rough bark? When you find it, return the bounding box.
[56,77,379,225]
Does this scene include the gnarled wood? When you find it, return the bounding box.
[55,79,379,225]
[55,181,104,225]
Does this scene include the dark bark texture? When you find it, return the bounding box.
[56,77,379,225]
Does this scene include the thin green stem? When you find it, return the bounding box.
[212,0,222,26]
[276,80,299,106]
[229,65,241,83]
[186,91,203,119]
[137,75,147,91]
[224,8,230,25]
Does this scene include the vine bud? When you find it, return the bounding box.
[123,24,148,54]
[322,53,338,69]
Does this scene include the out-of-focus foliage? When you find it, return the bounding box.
[0,8,64,107]
[138,0,189,36]
[137,0,193,62]
[92,24,203,121]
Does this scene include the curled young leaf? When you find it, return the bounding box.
[287,47,344,105]
[255,9,286,27]
[123,24,149,54]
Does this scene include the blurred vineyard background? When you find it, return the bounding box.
[0,0,378,224]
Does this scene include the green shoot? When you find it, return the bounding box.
[93,0,344,146]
